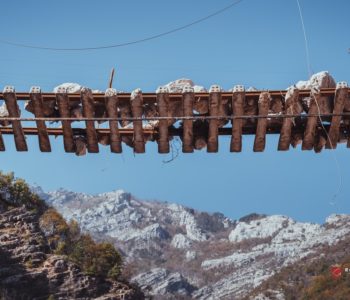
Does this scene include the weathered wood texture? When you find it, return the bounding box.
[230,87,245,152]
[30,87,51,152]
[254,92,271,152]
[302,90,321,150]
[105,88,122,153]
[3,87,27,151]
[208,86,221,152]
[131,89,145,153]
[278,88,300,151]
[156,88,170,153]
[182,87,194,153]
[326,85,348,149]
[81,87,99,153]
[56,89,75,153]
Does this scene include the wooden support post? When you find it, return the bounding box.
[105,88,122,153]
[326,82,348,149]
[254,92,271,152]
[131,89,145,153]
[278,87,300,151]
[29,87,51,152]
[182,86,194,153]
[208,85,222,153]
[3,86,27,151]
[156,87,170,153]
[55,87,75,153]
[302,88,321,150]
[230,85,245,152]
[81,87,99,153]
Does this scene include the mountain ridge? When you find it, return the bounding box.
[36,186,350,299]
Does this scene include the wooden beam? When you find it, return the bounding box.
[302,88,321,150]
[131,89,145,153]
[254,92,271,152]
[105,88,122,153]
[156,87,170,153]
[230,86,245,152]
[326,82,348,149]
[3,86,27,151]
[29,87,51,152]
[81,87,99,153]
[207,85,222,153]
[182,86,194,153]
[55,88,75,153]
[278,87,300,151]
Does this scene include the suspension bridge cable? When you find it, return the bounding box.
[0,0,244,51]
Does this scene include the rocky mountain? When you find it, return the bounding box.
[37,187,350,299]
[0,173,143,300]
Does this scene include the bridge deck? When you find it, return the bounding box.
[0,86,349,155]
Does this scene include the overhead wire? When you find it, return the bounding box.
[296,0,343,208]
[0,0,244,51]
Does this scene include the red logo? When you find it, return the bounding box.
[330,265,343,279]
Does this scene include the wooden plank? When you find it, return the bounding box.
[253,92,271,152]
[105,88,122,153]
[182,86,194,153]
[230,85,245,152]
[326,83,348,149]
[29,87,51,152]
[3,86,27,151]
[131,89,145,153]
[302,88,321,150]
[156,87,170,153]
[81,87,99,153]
[207,85,222,153]
[278,87,300,151]
[55,88,75,153]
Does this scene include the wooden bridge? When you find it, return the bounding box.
[0,83,349,155]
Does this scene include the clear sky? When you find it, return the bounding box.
[0,0,349,223]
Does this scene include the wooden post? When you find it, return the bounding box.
[81,87,99,153]
[278,87,300,151]
[230,85,245,152]
[3,86,27,151]
[253,92,271,152]
[55,87,75,153]
[182,85,194,153]
[105,88,122,153]
[302,88,321,150]
[326,82,348,149]
[131,88,145,153]
[208,85,222,153]
[29,86,51,152]
[156,86,170,153]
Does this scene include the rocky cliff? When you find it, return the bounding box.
[38,187,350,299]
[0,173,143,300]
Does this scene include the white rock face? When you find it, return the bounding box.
[162,78,207,93]
[294,71,336,90]
[39,186,350,300]
[171,233,193,249]
[131,268,195,297]
[229,215,289,242]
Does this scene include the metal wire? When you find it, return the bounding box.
[0,112,350,122]
[0,0,244,51]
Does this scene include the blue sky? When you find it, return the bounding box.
[0,0,349,223]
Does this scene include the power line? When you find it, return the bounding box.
[296,0,312,77]
[0,0,244,51]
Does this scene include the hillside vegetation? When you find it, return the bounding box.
[0,171,143,299]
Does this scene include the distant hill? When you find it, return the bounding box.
[37,186,350,299]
